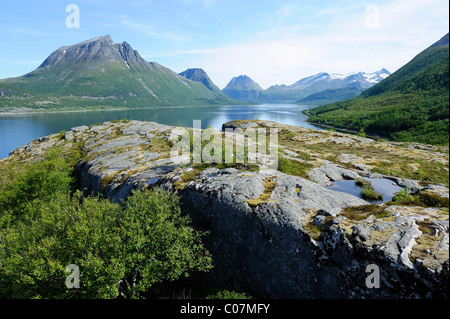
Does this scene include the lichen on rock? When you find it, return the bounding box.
[2,119,448,298]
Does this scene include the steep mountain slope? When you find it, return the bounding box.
[307,33,449,145]
[0,35,236,110]
[222,70,390,104]
[178,68,229,99]
[222,75,264,102]
[179,68,215,91]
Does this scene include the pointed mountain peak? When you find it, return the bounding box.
[179,68,209,81]
[379,68,391,75]
[224,75,263,91]
[37,35,148,70]
[78,35,113,45]
[178,68,217,91]
[117,41,145,65]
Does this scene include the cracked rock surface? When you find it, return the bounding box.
[3,119,448,298]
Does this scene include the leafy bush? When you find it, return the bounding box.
[0,146,82,220]
[0,189,212,299]
[0,147,212,299]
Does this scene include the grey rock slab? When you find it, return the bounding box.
[420,184,449,198]
[384,176,420,194]
[310,164,361,186]
[352,223,373,241]
[71,125,89,133]
[397,222,422,269]
[92,136,148,153]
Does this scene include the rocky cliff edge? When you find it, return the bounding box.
[3,119,448,298]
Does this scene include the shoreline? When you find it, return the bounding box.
[301,109,381,140]
[0,104,234,116]
[304,121,381,140]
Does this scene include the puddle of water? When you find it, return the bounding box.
[325,178,403,203]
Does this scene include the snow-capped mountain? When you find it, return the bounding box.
[222,69,390,104]
[291,69,391,89]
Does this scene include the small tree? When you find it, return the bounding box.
[357,128,366,138]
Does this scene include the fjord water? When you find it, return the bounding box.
[0,104,320,159]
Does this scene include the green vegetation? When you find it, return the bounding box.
[391,188,449,208]
[341,204,389,221]
[355,178,370,187]
[372,159,448,187]
[297,87,365,106]
[277,155,312,179]
[360,184,383,201]
[390,188,419,205]
[205,289,251,299]
[0,39,236,111]
[245,176,277,207]
[355,178,384,201]
[0,146,212,299]
[304,216,333,240]
[306,36,449,145]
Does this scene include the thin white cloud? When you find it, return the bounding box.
[119,18,192,42]
[166,0,448,89]
[5,28,48,36]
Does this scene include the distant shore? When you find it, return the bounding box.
[304,121,381,140]
[0,104,222,116]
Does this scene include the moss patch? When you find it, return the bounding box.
[246,176,277,207]
[303,214,333,240]
[277,155,312,179]
[361,184,383,201]
[147,137,172,154]
[341,204,389,221]
[180,169,202,182]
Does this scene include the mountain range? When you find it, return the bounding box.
[222,69,391,104]
[307,33,449,145]
[0,35,236,110]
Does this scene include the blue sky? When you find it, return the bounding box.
[0,0,448,89]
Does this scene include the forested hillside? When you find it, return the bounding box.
[306,34,449,145]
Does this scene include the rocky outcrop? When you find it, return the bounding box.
[164,168,369,298]
[4,119,449,298]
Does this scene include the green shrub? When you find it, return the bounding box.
[0,146,212,299]
[419,191,449,208]
[391,188,419,205]
[391,188,449,208]
[0,189,212,299]
[0,146,82,219]
[205,289,251,299]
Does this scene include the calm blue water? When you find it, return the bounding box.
[325,178,404,203]
[0,104,320,159]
